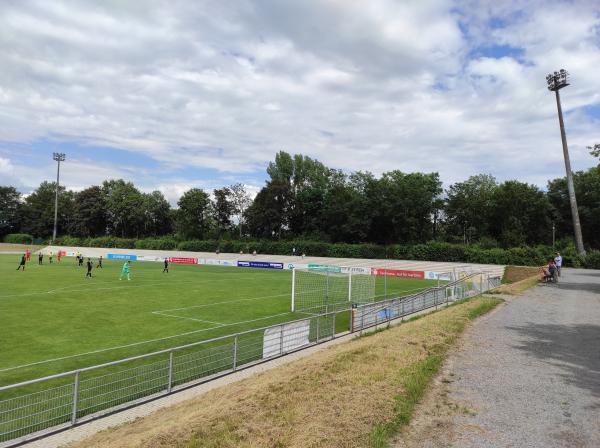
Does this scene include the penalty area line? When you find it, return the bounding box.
[0,311,297,374]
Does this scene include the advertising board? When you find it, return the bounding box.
[107,253,138,261]
[308,264,342,273]
[371,268,424,279]
[168,257,198,264]
[237,260,284,269]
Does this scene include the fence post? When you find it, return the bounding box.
[348,271,352,302]
[233,335,238,371]
[316,316,320,343]
[279,324,284,355]
[332,312,336,340]
[384,269,387,300]
[167,350,174,393]
[71,371,80,425]
[291,268,296,312]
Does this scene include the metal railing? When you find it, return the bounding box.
[0,273,500,446]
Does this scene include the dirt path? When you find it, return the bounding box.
[395,268,600,448]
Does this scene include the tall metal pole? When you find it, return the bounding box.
[52,153,66,244]
[547,70,585,256]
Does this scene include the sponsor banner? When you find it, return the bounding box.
[107,253,138,261]
[237,260,284,269]
[168,257,197,265]
[201,258,237,267]
[424,271,453,281]
[57,250,67,257]
[286,262,309,270]
[371,268,424,279]
[341,266,371,275]
[137,255,164,262]
[308,263,342,273]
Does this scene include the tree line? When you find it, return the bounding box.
[1,151,599,249]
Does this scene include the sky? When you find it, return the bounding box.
[0,0,599,204]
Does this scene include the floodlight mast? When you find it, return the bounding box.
[546,69,585,256]
[52,152,66,244]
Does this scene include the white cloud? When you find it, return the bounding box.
[0,0,599,195]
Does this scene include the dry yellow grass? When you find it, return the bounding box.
[489,275,540,295]
[69,297,501,448]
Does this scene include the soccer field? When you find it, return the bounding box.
[0,254,438,388]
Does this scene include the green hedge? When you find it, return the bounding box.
[46,236,597,268]
[584,250,600,269]
[3,234,34,244]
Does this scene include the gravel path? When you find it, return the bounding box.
[398,268,600,447]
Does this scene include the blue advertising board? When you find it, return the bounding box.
[107,253,138,261]
[237,260,284,269]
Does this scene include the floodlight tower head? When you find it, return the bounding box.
[546,69,569,91]
[53,152,66,162]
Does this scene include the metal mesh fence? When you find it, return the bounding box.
[0,273,500,446]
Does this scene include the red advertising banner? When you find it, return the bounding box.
[371,268,425,279]
[168,257,198,265]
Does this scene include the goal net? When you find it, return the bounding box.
[291,267,375,313]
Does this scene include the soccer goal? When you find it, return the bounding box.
[291,267,376,313]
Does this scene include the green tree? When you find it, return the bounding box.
[445,174,498,243]
[71,186,107,237]
[20,182,75,238]
[245,179,292,239]
[229,183,252,238]
[0,186,22,237]
[142,191,172,236]
[176,188,211,239]
[490,181,552,247]
[102,180,145,238]
[212,187,234,237]
[547,168,600,248]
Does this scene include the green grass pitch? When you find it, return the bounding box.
[0,254,439,388]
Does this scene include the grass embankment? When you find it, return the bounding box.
[70,296,502,448]
[493,265,543,295]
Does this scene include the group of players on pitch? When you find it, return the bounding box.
[16,252,171,280]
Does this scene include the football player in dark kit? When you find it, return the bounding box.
[86,258,93,278]
[163,258,169,273]
[16,254,26,271]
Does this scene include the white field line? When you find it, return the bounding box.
[0,276,264,300]
[0,311,297,374]
[150,312,226,325]
[152,292,290,313]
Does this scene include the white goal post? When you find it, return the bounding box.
[291,267,375,313]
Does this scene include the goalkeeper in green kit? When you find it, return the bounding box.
[119,260,131,281]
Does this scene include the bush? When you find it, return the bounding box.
[135,238,177,250]
[3,233,34,244]
[32,235,600,268]
[584,250,600,269]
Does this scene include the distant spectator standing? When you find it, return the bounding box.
[554,252,562,277]
[292,247,296,256]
